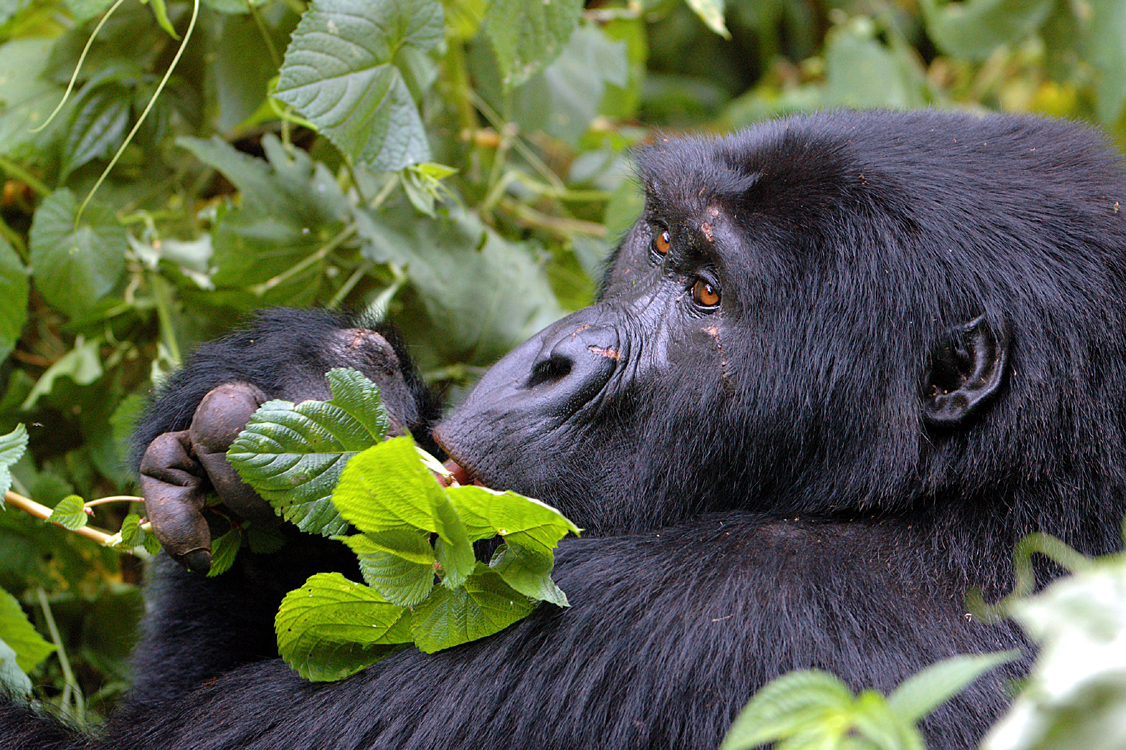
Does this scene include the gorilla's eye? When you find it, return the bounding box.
[692,279,721,308]
[654,230,671,256]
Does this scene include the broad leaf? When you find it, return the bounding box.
[228,369,390,536]
[0,589,55,673]
[275,572,410,681]
[719,670,856,750]
[274,0,444,170]
[0,424,28,501]
[0,239,28,363]
[332,437,475,587]
[920,0,1052,61]
[46,494,88,531]
[61,85,132,180]
[888,651,1019,722]
[342,533,435,606]
[484,0,583,86]
[20,336,103,410]
[207,529,243,578]
[447,484,580,551]
[410,564,536,653]
[490,543,568,607]
[28,190,126,318]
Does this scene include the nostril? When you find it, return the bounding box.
[527,354,573,388]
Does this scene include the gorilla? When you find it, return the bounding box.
[5,109,1126,750]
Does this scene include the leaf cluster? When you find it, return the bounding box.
[227,369,578,681]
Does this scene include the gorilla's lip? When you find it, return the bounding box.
[432,434,488,489]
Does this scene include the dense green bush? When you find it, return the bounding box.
[1,0,1125,733]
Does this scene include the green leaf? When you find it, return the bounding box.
[489,543,568,607]
[686,0,731,38]
[0,424,28,501]
[0,639,31,696]
[719,670,856,750]
[28,190,127,319]
[920,0,1052,61]
[510,24,630,146]
[0,38,62,157]
[47,494,89,531]
[61,86,132,180]
[446,484,580,550]
[342,532,435,606]
[21,336,104,410]
[330,438,460,536]
[0,589,55,673]
[484,0,583,86]
[0,239,28,363]
[275,572,410,681]
[888,650,1019,722]
[274,0,444,170]
[207,529,243,577]
[824,20,922,109]
[410,564,536,653]
[110,513,144,549]
[227,370,391,536]
[322,368,391,443]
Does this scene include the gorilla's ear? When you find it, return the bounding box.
[922,316,1009,425]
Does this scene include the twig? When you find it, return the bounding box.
[5,491,114,545]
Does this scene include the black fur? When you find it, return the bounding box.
[5,110,1126,749]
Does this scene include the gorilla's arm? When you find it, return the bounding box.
[125,309,441,706]
[105,514,1026,750]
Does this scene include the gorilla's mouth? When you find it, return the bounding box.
[439,459,479,488]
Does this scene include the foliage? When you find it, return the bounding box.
[227,368,578,681]
[720,652,1019,750]
[979,532,1126,750]
[0,0,1123,729]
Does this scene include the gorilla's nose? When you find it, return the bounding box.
[527,322,620,391]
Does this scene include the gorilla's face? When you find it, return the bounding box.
[434,201,745,534]
[435,118,1019,534]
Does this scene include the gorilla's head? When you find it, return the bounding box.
[435,111,1126,549]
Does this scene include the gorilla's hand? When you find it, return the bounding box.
[139,382,272,572]
[134,315,440,574]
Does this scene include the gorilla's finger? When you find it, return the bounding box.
[138,430,212,573]
[188,383,276,526]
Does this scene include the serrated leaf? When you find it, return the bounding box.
[207,529,243,577]
[228,371,390,536]
[142,530,163,555]
[0,239,28,363]
[410,564,535,653]
[275,572,410,681]
[719,670,856,750]
[111,513,144,549]
[330,437,460,537]
[323,368,390,443]
[28,190,126,318]
[446,484,580,551]
[484,0,583,86]
[342,533,435,606]
[274,0,444,170]
[888,650,1019,722]
[0,589,55,673]
[47,494,88,531]
[61,86,132,180]
[0,424,28,501]
[490,543,568,607]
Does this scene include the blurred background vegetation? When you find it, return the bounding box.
[0,0,1125,735]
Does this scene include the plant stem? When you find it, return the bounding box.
[0,155,50,196]
[37,587,85,722]
[248,223,358,296]
[5,491,113,544]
